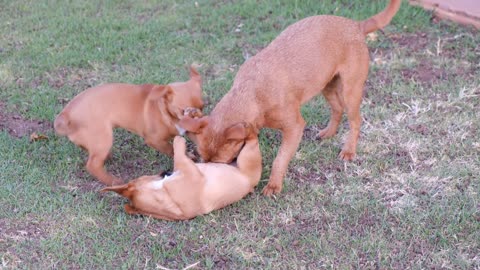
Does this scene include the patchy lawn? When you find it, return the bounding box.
[1,0,479,269]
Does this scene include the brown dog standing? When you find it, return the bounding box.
[179,1,401,195]
[54,66,203,185]
[102,130,261,221]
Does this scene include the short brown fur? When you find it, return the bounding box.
[54,66,203,185]
[179,1,401,195]
[102,132,262,221]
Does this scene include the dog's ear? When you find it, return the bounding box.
[148,85,174,103]
[101,184,134,199]
[188,65,202,85]
[178,116,209,134]
[224,122,250,141]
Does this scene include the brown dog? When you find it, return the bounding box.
[54,66,203,185]
[101,131,261,221]
[179,0,401,195]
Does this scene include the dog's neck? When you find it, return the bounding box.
[210,84,260,131]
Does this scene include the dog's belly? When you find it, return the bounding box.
[197,164,251,212]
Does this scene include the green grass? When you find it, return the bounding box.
[1,0,479,269]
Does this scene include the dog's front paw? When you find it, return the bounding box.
[262,183,282,196]
[173,136,187,151]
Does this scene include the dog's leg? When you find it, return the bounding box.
[263,113,305,196]
[319,77,344,139]
[162,137,204,216]
[146,138,174,157]
[86,153,121,185]
[172,136,200,176]
[338,80,365,161]
[84,130,122,185]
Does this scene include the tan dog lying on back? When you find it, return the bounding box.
[54,66,203,185]
[179,0,401,195]
[102,130,261,221]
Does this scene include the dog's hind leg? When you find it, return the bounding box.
[319,76,344,139]
[84,129,121,185]
[338,71,368,160]
[338,81,364,161]
[335,44,369,161]
[263,110,306,196]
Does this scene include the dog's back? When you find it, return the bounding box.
[54,84,149,135]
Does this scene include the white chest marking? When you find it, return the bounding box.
[151,180,164,190]
[151,171,179,190]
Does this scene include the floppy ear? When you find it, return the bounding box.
[178,116,209,134]
[148,85,174,103]
[224,122,250,141]
[101,184,134,199]
[188,65,202,85]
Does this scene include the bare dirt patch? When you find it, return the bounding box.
[368,31,477,88]
[0,216,51,268]
[0,101,51,138]
[0,217,49,243]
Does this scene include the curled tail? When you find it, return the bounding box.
[359,0,401,35]
[53,112,72,136]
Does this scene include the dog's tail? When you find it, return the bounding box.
[53,112,72,136]
[359,0,401,35]
[188,65,202,85]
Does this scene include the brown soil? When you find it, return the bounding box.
[0,101,51,138]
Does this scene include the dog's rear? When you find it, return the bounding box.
[53,112,72,136]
